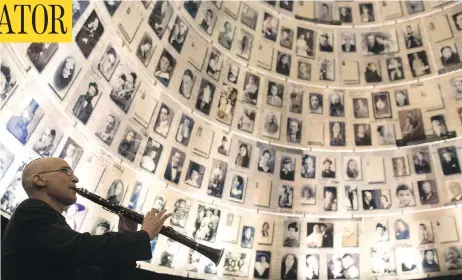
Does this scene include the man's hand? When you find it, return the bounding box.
[118,214,138,233]
[141,208,172,240]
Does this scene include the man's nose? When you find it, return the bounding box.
[72,174,79,183]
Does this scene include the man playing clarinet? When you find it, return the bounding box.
[2,157,172,280]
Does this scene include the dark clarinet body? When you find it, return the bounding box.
[74,188,224,266]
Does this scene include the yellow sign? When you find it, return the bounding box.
[0,0,72,42]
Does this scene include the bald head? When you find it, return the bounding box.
[21,157,79,212]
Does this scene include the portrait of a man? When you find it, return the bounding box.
[155,49,176,87]
[72,81,100,125]
[98,46,119,81]
[95,114,120,145]
[164,148,186,184]
[33,126,63,157]
[26,43,59,73]
[51,56,79,99]
[75,10,105,58]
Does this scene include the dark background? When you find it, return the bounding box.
[1,215,461,280]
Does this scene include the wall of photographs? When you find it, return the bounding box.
[1,0,462,279]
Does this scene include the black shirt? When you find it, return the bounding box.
[2,198,152,280]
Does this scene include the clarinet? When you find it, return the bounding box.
[73,188,224,266]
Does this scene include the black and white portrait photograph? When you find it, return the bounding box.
[148,0,173,39]
[341,32,356,53]
[170,199,191,228]
[344,156,362,181]
[164,148,186,184]
[301,154,316,179]
[318,58,334,81]
[403,24,423,49]
[371,247,397,275]
[191,125,215,159]
[51,56,81,99]
[330,121,346,146]
[217,134,231,156]
[184,0,201,19]
[266,81,283,108]
[421,249,440,273]
[236,29,253,60]
[33,125,64,157]
[301,184,316,206]
[72,1,89,25]
[316,2,332,22]
[417,220,435,245]
[354,124,372,146]
[406,0,425,14]
[229,173,247,203]
[447,180,462,202]
[140,137,163,174]
[431,115,449,137]
[193,204,221,242]
[408,51,431,77]
[241,225,255,248]
[106,179,125,205]
[241,3,258,30]
[394,219,411,241]
[364,60,382,83]
[327,253,360,279]
[184,161,205,188]
[452,77,462,100]
[397,247,417,274]
[258,221,274,245]
[395,89,409,107]
[438,146,461,176]
[176,114,194,146]
[117,127,141,162]
[159,238,180,268]
[344,185,358,211]
[305,254,320,280]
[286,117,302,143]
[7,98,44,145]
[58,138,83,170]
[329,92,344,117]
[0,143,14,180]
[70,71,103,125]
[103,1,121,16]
[339,6,352,23]
[353,98,369,119]
[216,84,238,125]
[323,186,338,211]
[206,49,223,81]
[319,32,334,53]
[63,202,88,231]
[26,43,58,73]
[152,195,166,210]
[207,159,228,198]
[279,184,294,208]
[444,246,462,270]
[288,85,303,114]
[199,5,217,35]
[235,141,252,169]
[453,12,462,31]
[75,10,105,58]
[307,223,334,248]
[396,184,416,208]
[398,109,426,142]
[283,221,300,247]
[362,189,391,210]
[280,253,297,279]
[440,44,461,67]
[392,156,410,177]
[296,27,315,58]
[218,19,235,50]
[168,16,189,54]
[375,221,389,242]
[361,31,399,55]
[237,106,256,133]
[97,45,119,81]
[412,149,431,174]
[280,27,294,50]
[254,251,271,279]
[297,60,311,81]
[321,157,336,179]
[109,65,140,113]
[1,60,18,108]
[276,52,291,77]
[227,62,240,84]
[372,91,392,119]
[136,32,156,67]
[179,69,195,99]
[280,156,295,181]
[262,111,281,139]
[91,218,112,235]
[0,163,27,215]
[309,93,323,114]
[359,2,374,22]
[257,146,275,174]
[154,49,176,87]
[386,57,405,81]
[223,251,250,277]
[262,12,279,42]
[154,103,174,138]
[195,78,216,115]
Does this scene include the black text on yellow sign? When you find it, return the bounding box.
[0,0,72,42]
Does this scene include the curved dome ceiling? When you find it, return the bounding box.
[1,1,462,279]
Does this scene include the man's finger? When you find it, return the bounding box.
[159,213,172,223]
[155,209,167,218]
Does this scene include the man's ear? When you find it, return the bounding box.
[32,174,47,187]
